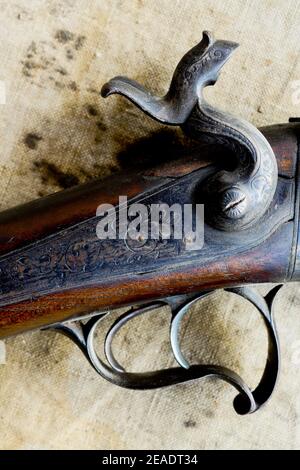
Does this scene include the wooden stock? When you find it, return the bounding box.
[0,123,298,338]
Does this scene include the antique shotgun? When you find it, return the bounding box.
[0,31,298,415]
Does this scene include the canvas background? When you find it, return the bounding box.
[0,0,300,449]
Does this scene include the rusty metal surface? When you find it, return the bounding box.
[102,31,278,231]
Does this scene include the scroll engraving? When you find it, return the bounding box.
[102,30,278,231]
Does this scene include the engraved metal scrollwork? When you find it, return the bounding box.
[101,30,278,231]
[49,285,282,415]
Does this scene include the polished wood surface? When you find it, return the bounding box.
[0,220,292,338]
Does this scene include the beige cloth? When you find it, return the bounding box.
[0,0,300,450]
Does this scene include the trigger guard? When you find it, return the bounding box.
[169,285,281,414]
[50,285,281,415]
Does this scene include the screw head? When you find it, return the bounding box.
[219,188,247,219]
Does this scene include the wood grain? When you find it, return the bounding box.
[0,123,298,338]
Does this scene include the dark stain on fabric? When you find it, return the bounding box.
[24,133,43,150]
[55,30,75,44]
[54,81,65,89]
[21,31,85,86]
[66,49,74,60]
[33,159,79,189]
[55,66,68,76]
[21,41,55,79]
[204,410,214,418]
[117,129,188,169]
[115,125,232,173]
[96,121,107,132]
[92,162,117,179]
[86,104,98,117]
[86,87,99,94]
[183,419,197,428]
[55,30,85,50]
[74,36,86,50]
[116,128,218,170]
[22,59,48,77]
[68,81,78,91]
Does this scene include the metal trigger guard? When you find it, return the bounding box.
[50,285,282,415]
